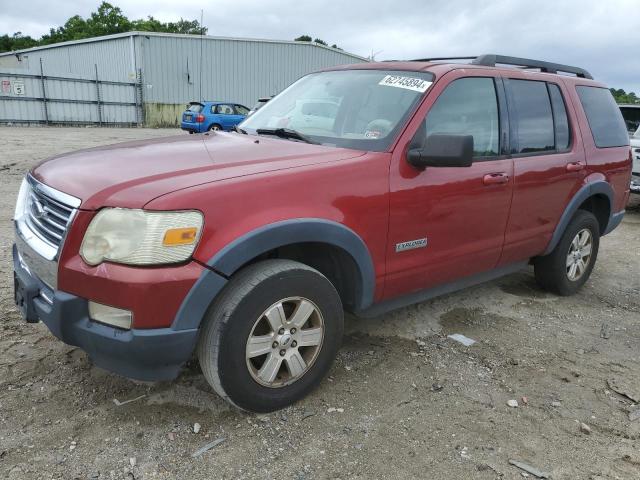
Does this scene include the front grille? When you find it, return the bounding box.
[24,180,75,251]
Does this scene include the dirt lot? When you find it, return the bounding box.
[1,127,639,480]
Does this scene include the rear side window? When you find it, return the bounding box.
[548,84,570,151]
[424,77,500,157]
[509,80,555,154]
[576,86,628,148]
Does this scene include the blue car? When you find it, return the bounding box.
[181,101,250,133]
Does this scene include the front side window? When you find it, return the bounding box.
[510,80,555,154]
[423,77,500,157]
[235,105,249,115]
[240,69,435,151]
[577,86,629,148]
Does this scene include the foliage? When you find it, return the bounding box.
[0,2,206,53]
[610,88,639,105]
[294,34,340,49]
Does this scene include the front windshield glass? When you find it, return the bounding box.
[240,70,434,151]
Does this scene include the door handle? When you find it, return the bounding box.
[483,173,509,185]
[566,162,585,172]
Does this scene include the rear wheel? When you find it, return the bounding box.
[534,210,600,295]
[208,123,221,131]
[197,260,343,412]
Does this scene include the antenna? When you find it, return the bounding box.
[199,9,204,102]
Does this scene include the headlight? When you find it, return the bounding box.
[13,178,29,221]
[80,208,203,266]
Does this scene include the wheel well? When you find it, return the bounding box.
[578,194,610,235]
[241,242,361,311]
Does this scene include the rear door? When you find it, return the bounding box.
[499,77,586,265]
[386,72,514,299]
[234,104,250,123]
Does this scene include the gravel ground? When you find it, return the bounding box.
[1,127,639,480]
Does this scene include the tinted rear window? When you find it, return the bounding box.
[187,104,203,113]
[510,80,555,154]
[576,86,628,148]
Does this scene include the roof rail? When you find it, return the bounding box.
[410,56,478,62]
[471,54,593,79]
[409,54,593,79]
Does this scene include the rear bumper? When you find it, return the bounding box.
[13,244,198,381]
[181,122,202,133]
[631,173,640,194]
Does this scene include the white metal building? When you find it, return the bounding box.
[0,32,367,126]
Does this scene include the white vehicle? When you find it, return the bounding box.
[631,125,640,193]
[620,105,640,193]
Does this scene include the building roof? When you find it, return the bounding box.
[0,31,367,61]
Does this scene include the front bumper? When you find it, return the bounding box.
[13,244,198,381]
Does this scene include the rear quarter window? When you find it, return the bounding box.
[576,86,629,148]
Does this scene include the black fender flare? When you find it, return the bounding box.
[543,181,614,255]
[172,218,376,330]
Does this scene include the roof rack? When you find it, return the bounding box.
[410,54,593,79]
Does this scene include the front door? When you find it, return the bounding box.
[385,73,514,299]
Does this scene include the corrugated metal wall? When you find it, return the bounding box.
[0,67,140,125]
[138,35,366,107]
[0,37,136,82]
[0,33,366,126]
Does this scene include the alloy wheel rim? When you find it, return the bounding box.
[566,228,593,281]
[245,297,324,388]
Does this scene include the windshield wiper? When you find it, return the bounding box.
[256,128,318,144]
[233,125,248,134]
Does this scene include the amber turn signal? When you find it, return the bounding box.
[163,227,198,246]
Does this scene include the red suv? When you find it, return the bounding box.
[13,55,631,412]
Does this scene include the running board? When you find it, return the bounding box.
[355,261,529,319]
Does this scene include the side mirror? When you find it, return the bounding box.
[407,134,474,169]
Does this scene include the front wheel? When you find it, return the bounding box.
[197,260,344,412]
[534,209,600,296]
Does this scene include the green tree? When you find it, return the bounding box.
[610,88,640,105]
[294,35,339,49]
[0,32,38,52]
[1,2,207,53]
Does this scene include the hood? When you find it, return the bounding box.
[31,132,365,210]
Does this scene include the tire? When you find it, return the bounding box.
[534,209,600,296]
[197,259,344,412]
[208,124,221,131]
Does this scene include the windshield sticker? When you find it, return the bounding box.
[378,75,432,93]
[364,130,382,139]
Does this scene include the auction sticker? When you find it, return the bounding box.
[378,75,431,93]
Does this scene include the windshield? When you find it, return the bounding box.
[620,106,640,135]
[240,70,434,151]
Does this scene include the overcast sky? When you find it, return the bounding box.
[1,0,638,92]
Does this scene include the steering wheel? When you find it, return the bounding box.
[364,119,393,138]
